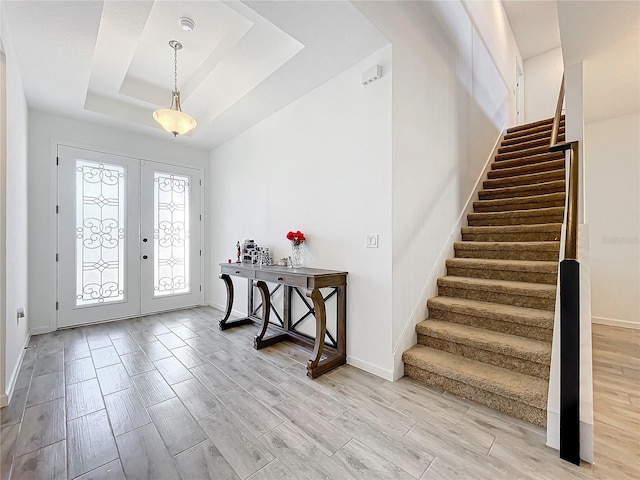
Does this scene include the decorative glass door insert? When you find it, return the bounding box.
[75,160,126,306]
[154,172,190,297]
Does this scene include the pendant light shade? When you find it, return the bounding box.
[153,40,197,137]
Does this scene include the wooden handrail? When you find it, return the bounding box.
[548,74,578,260]
[550,74,565,149]
[565,143,579,260]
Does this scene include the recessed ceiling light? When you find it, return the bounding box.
[179,17,195,32]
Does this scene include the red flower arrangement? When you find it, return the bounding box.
[286,230,306,246]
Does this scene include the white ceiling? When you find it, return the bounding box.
[557,0,640,123]
[503,0,639,123]
[502,0,561,60]
[1,0,389,150]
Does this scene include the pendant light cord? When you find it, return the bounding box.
[173,44,178,93]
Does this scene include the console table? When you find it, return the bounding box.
[218,263,347,378]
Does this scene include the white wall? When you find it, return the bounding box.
[524,47,564,123]
[585,113,640,328]
[355,0,522,378]
[208,47,393,378]
[1,13,30,399]
[28,111,209,334]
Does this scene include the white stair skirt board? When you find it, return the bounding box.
[392,132,503,381]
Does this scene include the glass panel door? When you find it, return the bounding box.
[58,146,140,327]
[140,161,201,314]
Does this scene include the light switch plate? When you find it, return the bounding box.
[366,234,378,248]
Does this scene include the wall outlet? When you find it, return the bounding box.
[366,234,379,248]
[17,307,25,325]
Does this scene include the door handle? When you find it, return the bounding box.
[142,255,148,260]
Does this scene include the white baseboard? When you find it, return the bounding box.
[205,301,246,318]
[390,132,504,380]
[5,332,32,404]
[592,316,640,330]
[207,302,396,381]
[347,355,394,382]
[30,325,54,335]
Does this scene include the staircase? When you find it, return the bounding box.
[402,116,566,427]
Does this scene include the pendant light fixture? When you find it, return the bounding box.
[153,40,197,137]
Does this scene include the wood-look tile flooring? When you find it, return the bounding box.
[1,307,638,479]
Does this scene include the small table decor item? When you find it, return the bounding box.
[286,230,306,267]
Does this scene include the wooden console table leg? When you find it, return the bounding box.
[337,284,347,360]
[218,273,253,330]
[306,287,326,377]
[253,281,271,348]
[218,274,234,329]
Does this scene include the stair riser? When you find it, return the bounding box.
[483,170,565,189]
[478,182,565,200]
[495,147,551,162]
[403,365,546,427]
[427,307,553,342]
[503,127,565,144]
[504,122,564,139]
[461,231,561,242]
[473,198,565,213]
[454,248,559,261]
[506,117,562,133]
[501,132,565,148]
[498,138,562,154]
[417,336,550,379]
[488,160,565,179]
[492,153,565,170]
[438,286,556,311]
[467,213,564,227]
[446,266,557,285]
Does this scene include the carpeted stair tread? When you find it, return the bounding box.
[416,320,551,364]
[467,207,564,227]
[438,275,556,298]
[473,193,565,213]
[506,116,562,134]
[402,345,548,410]
[488,160,565,179]
[498,137,561,154]
[446,257,558,274]
[427,296,554,329]
[454,241,560,261]
[504,122,565,140]
[495,145,554,162]
[461,224,562,243]
[483,169,565,189]
[501,131,564,147]
[492,151,565,170]
[478,180,565,200]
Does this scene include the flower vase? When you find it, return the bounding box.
[291,243,303,268]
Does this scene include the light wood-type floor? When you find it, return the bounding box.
[1,307,638,479]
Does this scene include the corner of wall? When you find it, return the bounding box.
[4,329,30,403]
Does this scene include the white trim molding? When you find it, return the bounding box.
[592,316,640,330]
[5,331,31,404]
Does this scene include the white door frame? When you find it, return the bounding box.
[53,142,204,330]
[0,50,7,406]
[516,59,524,125]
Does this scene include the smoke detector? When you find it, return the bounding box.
[179,17,195,32]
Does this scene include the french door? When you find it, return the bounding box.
[57,146,201,328]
